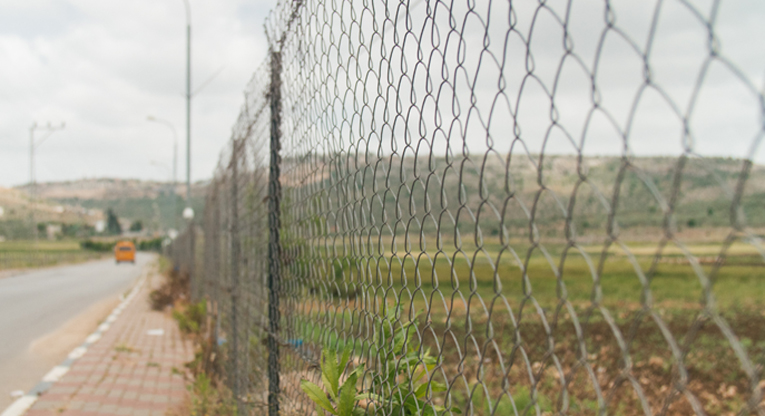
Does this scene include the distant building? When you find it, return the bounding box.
[46,224,62,240]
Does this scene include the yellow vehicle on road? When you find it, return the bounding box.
[114,241,136,264]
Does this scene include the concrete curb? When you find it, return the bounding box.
[0,274,147,416]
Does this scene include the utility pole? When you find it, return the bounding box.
[178,0,223,223]
[29,122,65,242]
[181,0,196,291]
[183,0,193,216]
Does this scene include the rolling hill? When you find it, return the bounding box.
[12,178,207,236]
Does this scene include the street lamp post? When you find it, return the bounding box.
[182,0,192,216]
[29,121,65,242]
[180,0,196,301]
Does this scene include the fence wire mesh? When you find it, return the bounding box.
[172,1,765,414]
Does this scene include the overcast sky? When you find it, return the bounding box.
[0,0,273,187]
[1,0,763,188]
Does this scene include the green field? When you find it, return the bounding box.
[0,240,107,270]
[266,239,765,415]
[291,240,765,310]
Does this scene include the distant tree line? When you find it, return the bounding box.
[80,237,164,252]
[105,208,144,235]
[0,220,97,240]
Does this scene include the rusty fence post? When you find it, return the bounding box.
[267,48,282,416]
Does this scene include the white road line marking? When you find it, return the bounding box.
[68,347,87,360]
[42,366,69,382]
[0,395,37,416]
[1,272,150,416]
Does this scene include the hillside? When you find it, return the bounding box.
[13,178,207,234]
[15,178,196,201]
[284,154,765,242]
[12,156,762,242]
[0,187,105,240]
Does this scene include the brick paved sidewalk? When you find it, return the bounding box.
[24,273,193,416]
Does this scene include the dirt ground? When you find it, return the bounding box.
[421,308,765,415]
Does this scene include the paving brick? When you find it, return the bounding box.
[36,394,70,404]
[49,385,78,394]
[29,401,58,410]
[67,400,85,410]
[24,410,58,416]
[20,274,193,416]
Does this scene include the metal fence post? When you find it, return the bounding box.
[189,222,197,300]
[229,139,243,412]
[267,48,282,416]
[188,223,197,288]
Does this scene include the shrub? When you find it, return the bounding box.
[188,373,237,416]
[80,239,115,252]
[138,237,163,252]
[173,300,207,335]
[149,266,189,310]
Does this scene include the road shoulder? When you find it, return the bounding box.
[2,266,193,416]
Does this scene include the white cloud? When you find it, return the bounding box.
[1,0,763,188]
[0,0,273,187]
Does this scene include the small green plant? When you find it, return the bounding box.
[300,342,371,416]
[370,311,451,416]
[173,300,207,334]
[301,310,454,416]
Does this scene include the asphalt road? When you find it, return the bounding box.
[0,253,153,410]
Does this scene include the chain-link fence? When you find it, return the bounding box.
[171,1,765,414]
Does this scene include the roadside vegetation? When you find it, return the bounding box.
[80,237,164,252]
[156,256,238,416]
